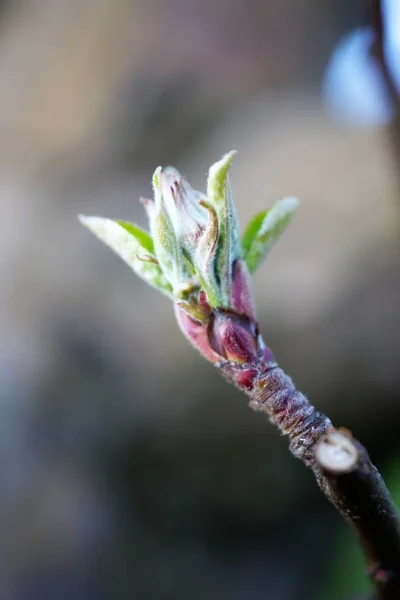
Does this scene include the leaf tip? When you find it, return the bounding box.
[152,166,162,191]
[78,213,90,225]
[279,196,299,213]
[208,150,237,180]
[78,214,104,232]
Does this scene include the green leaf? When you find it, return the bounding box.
[194,200,220,306]
[79,215,173,298]
[150,166,188,289]
[117,219,155,254]
[207,151,241,306]
[242,197,298,274]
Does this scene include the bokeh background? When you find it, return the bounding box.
[0,1,399,599]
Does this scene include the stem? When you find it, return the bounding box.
[247,365,331,464]
[217,359,400,599]
[316,431,400,600]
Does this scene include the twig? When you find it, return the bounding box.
[80,151,400,599]
[316,431,400,600]
[234,361,400,600]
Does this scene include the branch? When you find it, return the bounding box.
[80,152,400,599]
[224,362,400,600]
[315,431,400,600]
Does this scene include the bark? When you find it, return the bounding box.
[217,360,400,599]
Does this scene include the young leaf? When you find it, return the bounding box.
[207,151,241,305]
[242,197,298,274]
[117,219,155,254]
[79,215,173,297]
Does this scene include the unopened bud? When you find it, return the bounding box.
[80,153,298,370]
[174,304,220,363]
[231,259,255,318]
[208,310,259,364]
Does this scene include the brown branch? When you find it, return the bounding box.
[219,357,400,600]
[315,430,400,600]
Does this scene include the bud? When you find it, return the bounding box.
[208,310,259,365]
[230,259,255,319]
[174,303,219,363]
[80,152,297,368]
[175,304,262,367]
[148,165,223,307]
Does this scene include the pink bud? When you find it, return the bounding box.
[231,259,256,318]
[208,310,259,365]
[174,304,220,363]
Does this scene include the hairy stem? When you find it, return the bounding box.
[248,365,331,463]
[217,352,400,600]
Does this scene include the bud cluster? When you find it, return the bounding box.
[80,152,297,383]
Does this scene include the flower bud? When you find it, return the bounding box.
[148,165,224,306]
[81,152,298,369]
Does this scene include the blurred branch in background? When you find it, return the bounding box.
[369,0,400,110]
[369,0,400,194]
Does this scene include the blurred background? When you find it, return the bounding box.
[0,0,399,598]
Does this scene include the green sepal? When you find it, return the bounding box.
[242,197,298,274]
[79,215,173,298]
